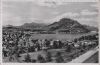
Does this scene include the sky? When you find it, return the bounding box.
[2,0,99,27]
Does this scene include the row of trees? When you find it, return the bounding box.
[73,34,98,43]
[23,51,64,63]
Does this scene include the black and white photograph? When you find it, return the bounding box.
[1,0,99,63]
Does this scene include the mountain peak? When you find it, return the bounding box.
[44,18,90,33]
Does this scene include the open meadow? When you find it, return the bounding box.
[30,32,96,41]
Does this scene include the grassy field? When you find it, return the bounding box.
[30,32,96,41]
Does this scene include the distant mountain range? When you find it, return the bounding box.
[19,22,47,29]
[3,18,98,34]
[83,25,98,32]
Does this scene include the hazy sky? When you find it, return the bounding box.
[2,0,99,27]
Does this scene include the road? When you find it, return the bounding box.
[69,46,99,63]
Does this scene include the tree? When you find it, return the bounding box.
[31,59,36,63]
[45,52,52,62]
[65,45,71,52]
[55,52,64,63]
[37,55,45,63]
[24,53,31,62]
[74,38,78,43]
